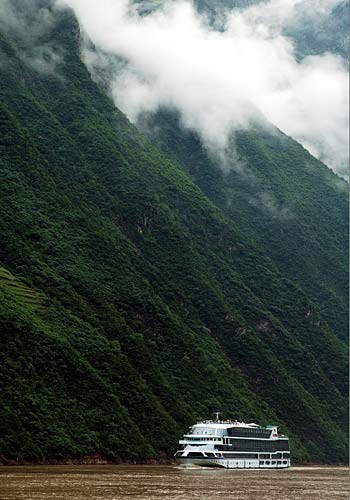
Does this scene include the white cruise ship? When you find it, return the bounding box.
[174,413,290,469]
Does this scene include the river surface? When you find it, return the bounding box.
[0,465,348,500]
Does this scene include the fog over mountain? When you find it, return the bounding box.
[60,0,348,178]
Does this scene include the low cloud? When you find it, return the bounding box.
[61,0,348,177]
[0,0,63,76]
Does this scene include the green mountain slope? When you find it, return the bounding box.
[0,3,348,463]
[138,109,348,342]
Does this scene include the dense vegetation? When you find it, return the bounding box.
[139,109,348,341]
[0,2,348,464]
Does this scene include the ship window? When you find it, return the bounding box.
[271,461,276,465]
[193,427,206,435]
[225,453,258,459]
[187,452,204,458]
[205,453,215,457]
[266,461,270,465]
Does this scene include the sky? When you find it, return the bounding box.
[59,0,348,177]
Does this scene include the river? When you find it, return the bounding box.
[0,465,348,499]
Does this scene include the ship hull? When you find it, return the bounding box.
[178,457,290,469]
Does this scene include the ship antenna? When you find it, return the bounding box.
[214,411,221,422]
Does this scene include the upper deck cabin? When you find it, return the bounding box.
[181,419,282,443]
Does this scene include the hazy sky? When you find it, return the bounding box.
[60,0,348,177]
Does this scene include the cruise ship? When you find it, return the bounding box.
[174,413,290,469]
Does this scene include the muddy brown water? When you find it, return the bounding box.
[0,465,348,500]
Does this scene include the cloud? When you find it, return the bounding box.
[231,0,341,30]
[60,0,348,177]
[0,0,64,76]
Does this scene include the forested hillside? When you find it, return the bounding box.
[0,2,348,464]
[139,109,348,341]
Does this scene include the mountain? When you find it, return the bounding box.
[283,0,349,60]
[138,108,348,342]
[0,2,348,464]
[195,0,350,59]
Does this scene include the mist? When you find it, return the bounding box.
[0,0,63,75]
[60,0,348,178]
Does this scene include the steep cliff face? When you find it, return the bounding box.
[0,3,348,463]
[138,108,348,342]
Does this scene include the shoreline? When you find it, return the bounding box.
[0,455,176,467]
